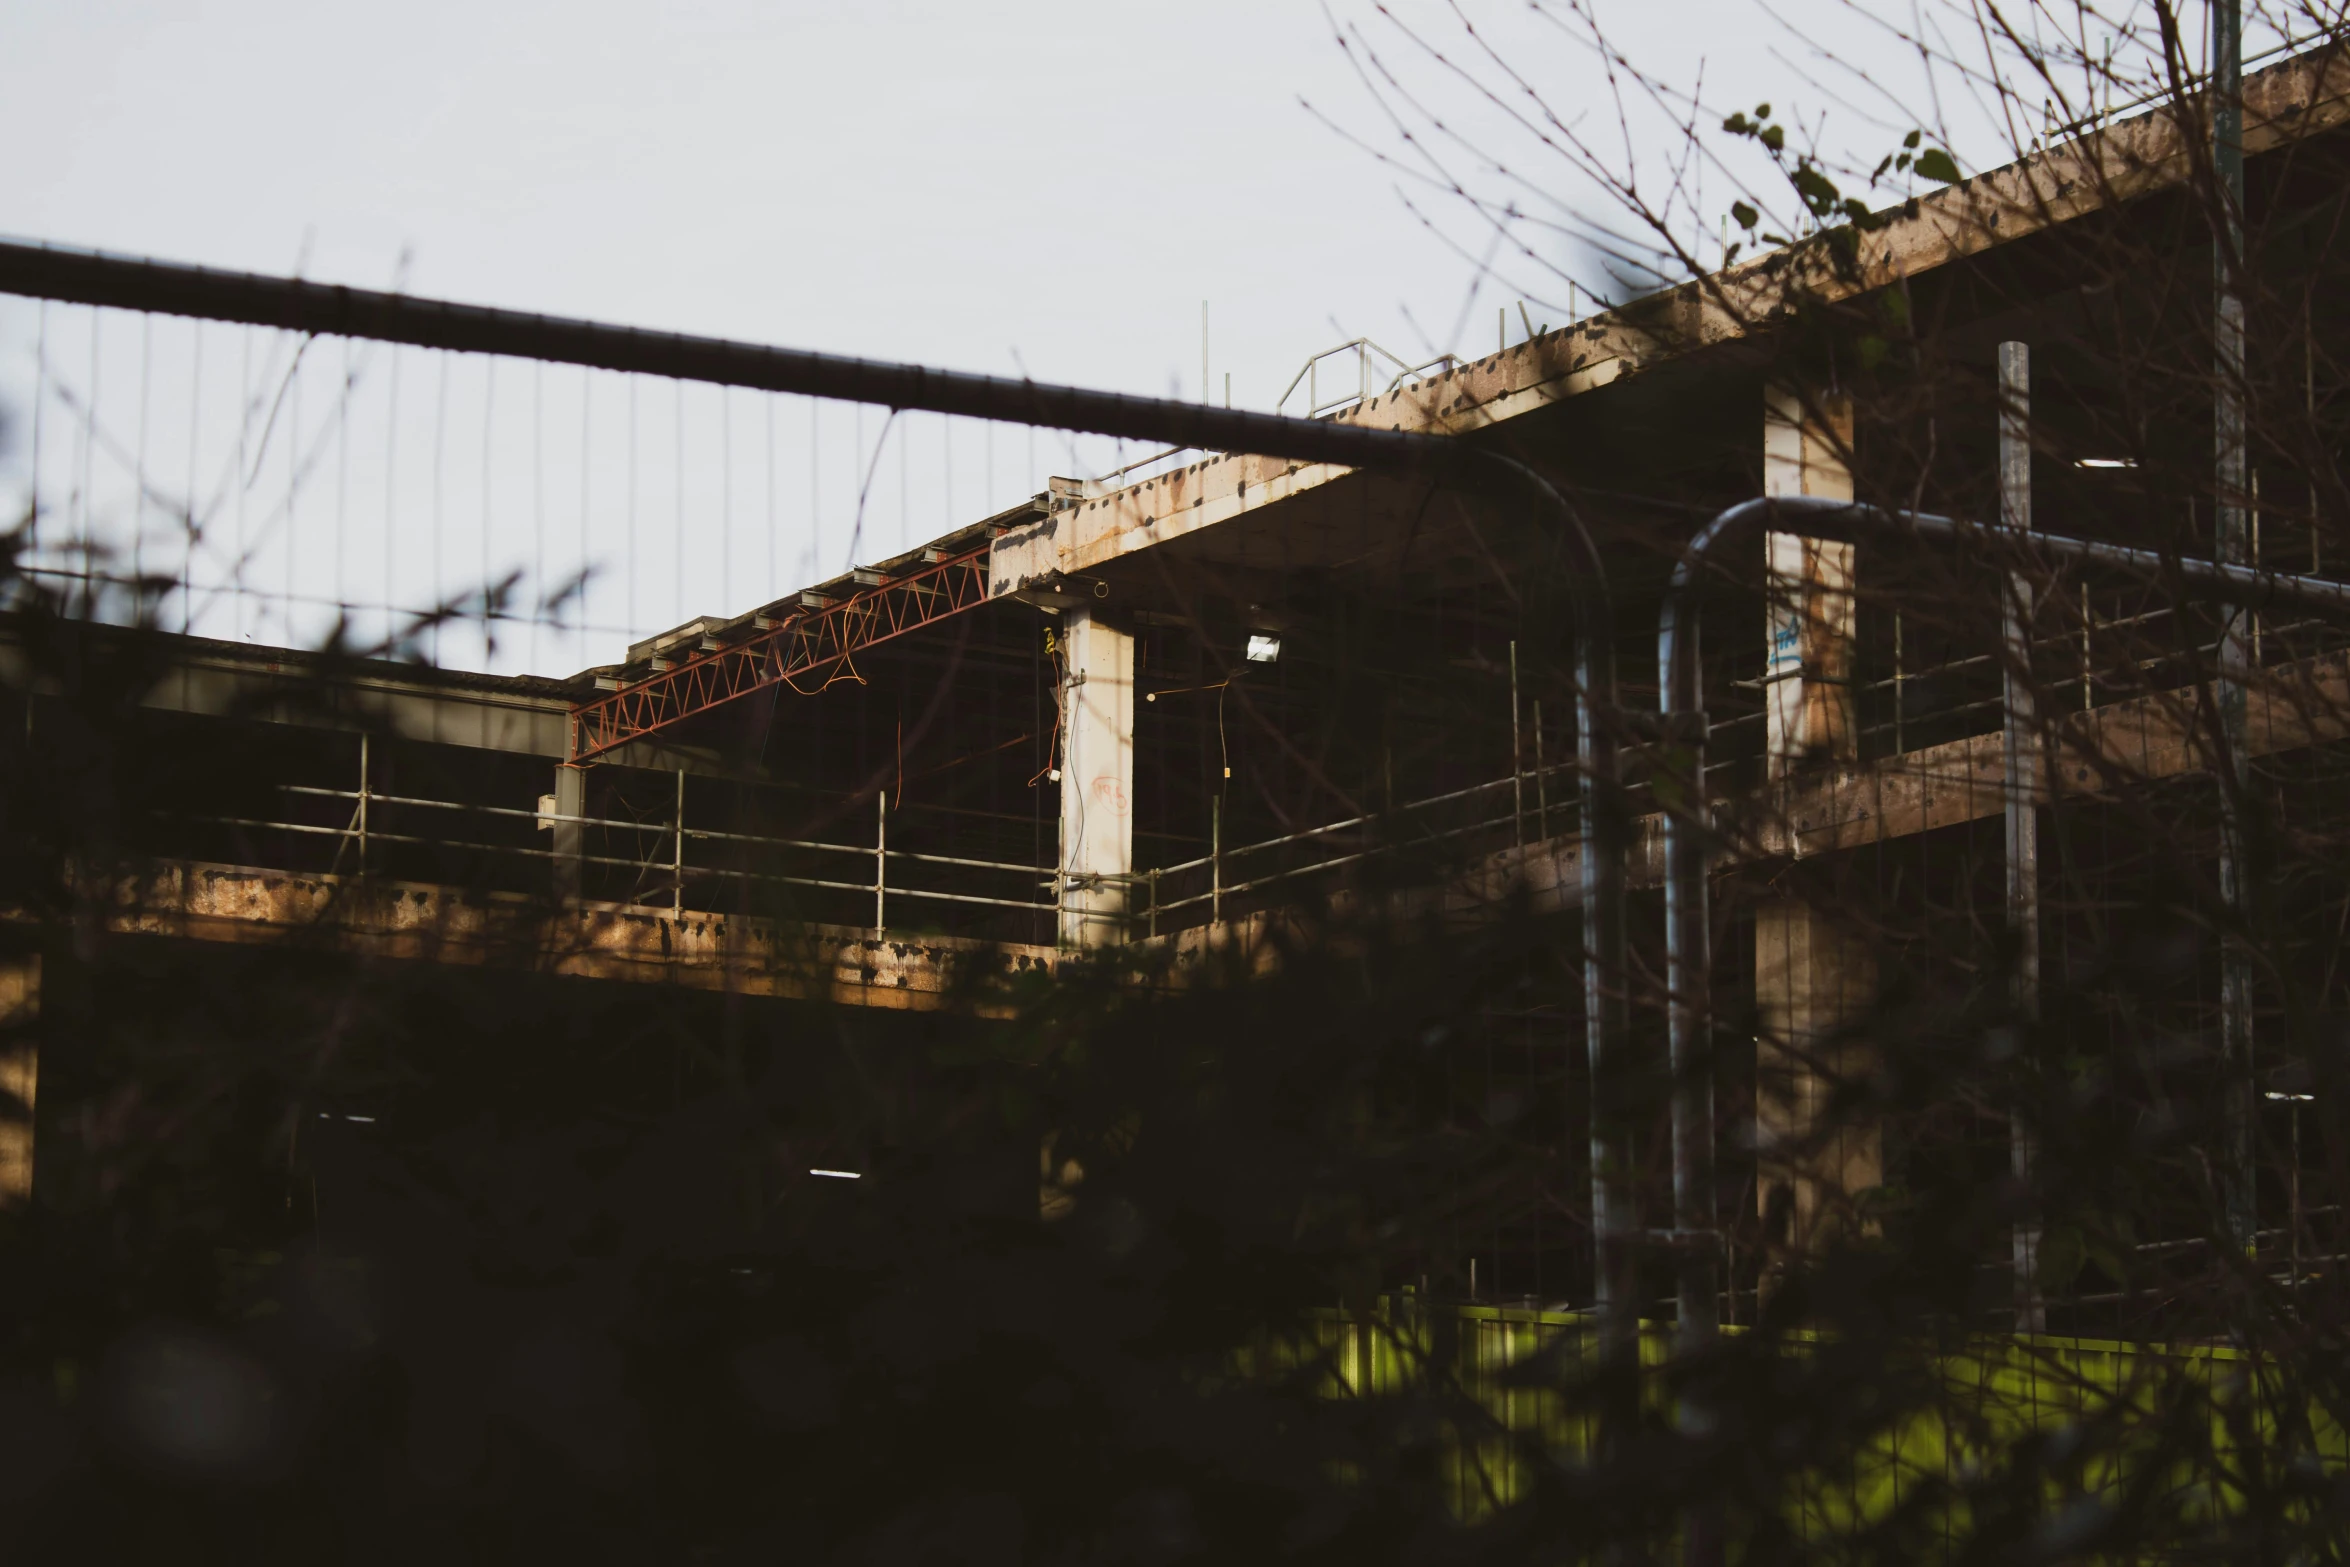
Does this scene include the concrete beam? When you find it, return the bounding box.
[992,45,2350,595]
[0,623,576,757]
[1450,646,2350,911]
[43,862,1057,1017]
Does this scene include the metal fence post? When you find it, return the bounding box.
[673,768,685,916]
[875,791,887,931]
[1532,700,1548,842]
[1148,867,1159,939]
[1999,339,2045,1334]
[1210,797,1222,924]
[356,731,369,874]
[1508,639,1524,851]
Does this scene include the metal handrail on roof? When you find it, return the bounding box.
[1276,339,1457,421]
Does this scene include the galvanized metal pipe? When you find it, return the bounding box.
[1658,495,2350,1352]
[1999,342,2045,1334]
[2214,0,2260,1258]
[0,238,1473,480]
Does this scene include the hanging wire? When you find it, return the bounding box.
[674,378,685,625]
[432,348,450,663]
[79,308,100,614]
[335,334,351,639]
[580,365,592,673]
[627,374,639,643]
[722,384,734,607]
[182,320,200,634]
[29,298,47,558]
[533,357,545,671]
[236,326,252,638]
[382,343,399,651]
[481,356,496,657]
[286,331,301,638]
[765,391,777,602]
[134,314,152,616]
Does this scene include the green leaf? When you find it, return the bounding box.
[1730,200,1759,230]
[1759,124,1785,153]
[1755,102,1772,119]
[1914,148,1962,183]
[1856,334,1889,371]
[1722,111,1752,135]
[1903,128,1922,148]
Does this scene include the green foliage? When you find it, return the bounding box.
[1913,147,1962,183]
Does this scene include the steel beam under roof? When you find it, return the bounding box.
[568,541,992,762]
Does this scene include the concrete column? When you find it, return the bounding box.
[1762,383,1858,772]
[1757,382,1878,1256]
[0,955,39,1208]
[1755,904,1876,1251]
[550,764,586,900]
[1057,608,1135,948]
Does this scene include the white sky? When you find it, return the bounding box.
[0,1,2265,673]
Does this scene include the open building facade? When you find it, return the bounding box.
[11,42,2350,1346]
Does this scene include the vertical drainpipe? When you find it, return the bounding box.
[1999,340,2045,1333]
[2214,0,2258,1256]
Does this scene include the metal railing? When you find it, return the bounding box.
[1276,339,1458,421]
[178,762,1058,936]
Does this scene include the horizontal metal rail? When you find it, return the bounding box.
[188,814,1055,915]
[274,783,1044,876]
[0,238,1469,476]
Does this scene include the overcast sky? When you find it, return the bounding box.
[0,1,2246,672]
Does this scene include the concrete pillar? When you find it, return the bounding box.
[550,764,586,900]
[1754,904,1876,1250]
[1762,383,1858,771]
[0,955,39,1208]
[1057,608,1135,948]
[1757,382,1878,1256]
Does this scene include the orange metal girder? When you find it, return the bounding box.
[568,543,992,761]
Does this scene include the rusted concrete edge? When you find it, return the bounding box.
[991,45,2350,595]
[15,864,1061,1017]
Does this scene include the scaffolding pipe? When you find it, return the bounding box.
[1658,494,2350,1361]
[0,238,1479,481]
[2214,0,2259,1257]
[1510,640,1524,852]
[1999,341,2045,1333]
[356,732,369,874]
[1210,797,1221,924]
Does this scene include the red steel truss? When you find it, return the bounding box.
[568,542,993,761]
